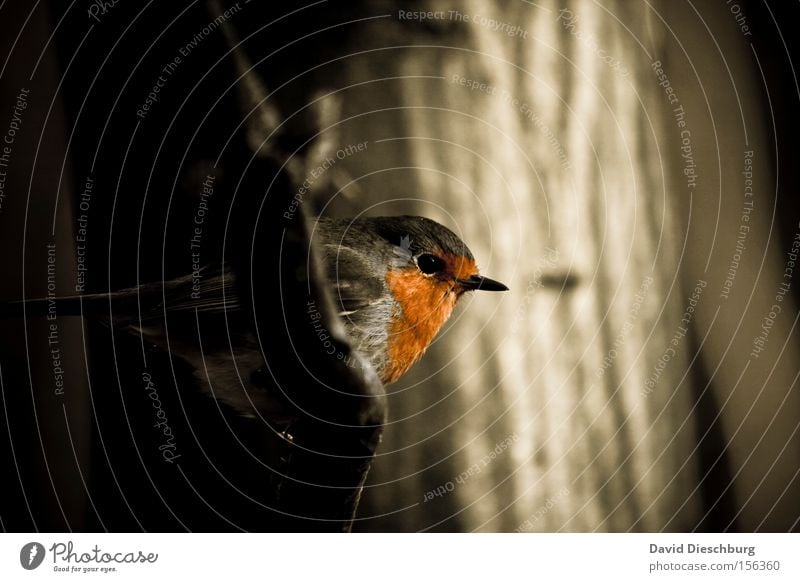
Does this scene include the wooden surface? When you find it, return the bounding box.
[305,0,800,532]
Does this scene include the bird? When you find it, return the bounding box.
[313,216,508,384]
[5,215,507,416]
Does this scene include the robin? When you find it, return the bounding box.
[313,216,508,384]
[3,215,506,412]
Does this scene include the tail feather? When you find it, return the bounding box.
[0,265,237,323]
[0,287,153,322]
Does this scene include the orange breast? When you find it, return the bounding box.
[382,253,478,383]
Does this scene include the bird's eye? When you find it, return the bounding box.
[417,253,445,275]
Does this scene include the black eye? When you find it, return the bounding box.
[417,253,445,274]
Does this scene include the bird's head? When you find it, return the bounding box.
[362,216,508,382]
[368,215,508,295]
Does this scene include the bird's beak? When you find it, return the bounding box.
[458,274,509,292]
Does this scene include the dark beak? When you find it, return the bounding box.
[458,274,509,292]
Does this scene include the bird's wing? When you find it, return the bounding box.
[157,265,240,316]
[123,267,284,420]
[318,243,387,316]
[0,263,240,323]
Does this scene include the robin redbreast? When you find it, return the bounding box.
[4,215,506,413]
[313,216,508,384]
